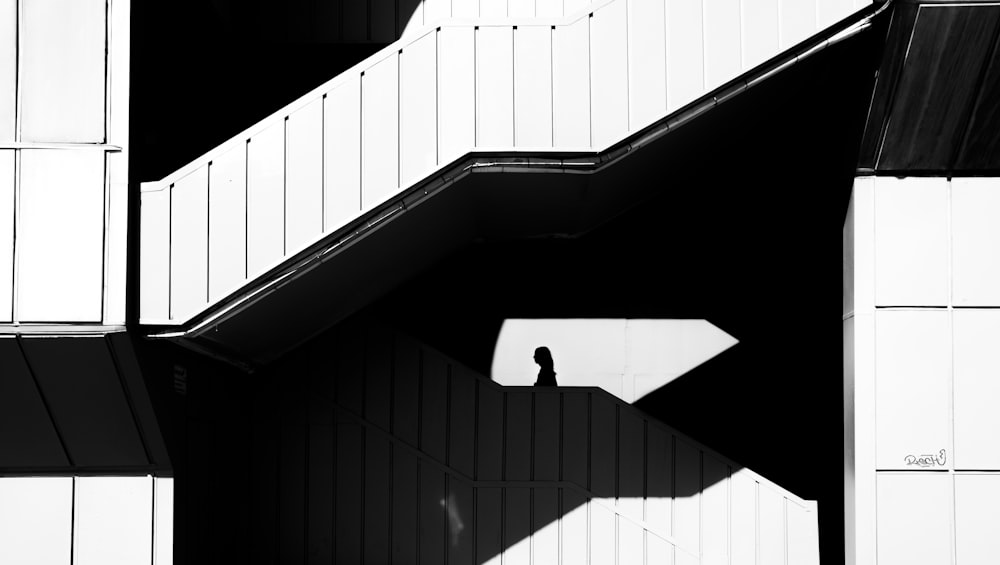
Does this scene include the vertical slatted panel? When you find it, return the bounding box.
[448,479,475,565]
[779,0,816,49]
[702,454,729,565]
[307,402,335,563]
[562,491,588,564]
[704,0,741,91]
[449,366,477,477]
[18,151,105,322]
[315,0,342,42]
[208,145,247,302]
[818,0,854,29]
[477,384,505,480]
[365,323,393,430]
[505,391,532,480]
[673,440,700,555]
[278,408,306,565]
[758,485,785,565]
[343,0,368,41]
[453,0,479,19]
[74,477,153,565]
[628,0,667,129]
[533,488,559,565]
[153,478,174,565]
[665,0,705,113]
[324,77,362,234]
[553,16,591,146]
[786,501,819,565]
[400,32,438,188]
[438,26,476,165]
[0,0,13,142]
[648,533,674,565]
[371,0,395,41]
[361,54,399,210]
[247,124,285,276]
[167,165,209,323]
[591,1,630,148]
[504,488,531,565]
[646,426,672,538]
[514,26,553,148]
[731,471,757,565]
[364,434,392,564]
[285,99,324,255]
[425,0,451,24]
[590,500,616,565]
[618,410,644,523]
[335,420,364,564]
[537,0,561,17]
[619,515,644,565]
[591,395,616,497]
[476,26,514,147]
[742,0,779,71]
[562,391,589,488]
[476,488,503,565]
[391,448,420,564]
[0,478,73,565]
[419,461,447,564]
[399,0,423,38]
[510,0,535,17]
[421,349,449,462]
[533,392,560,481]
[251,410,279,563]
[336,328,365,415]
[393,333,421,447]
[481,0,508,17]
[20,0,105,142]
[565,0,590,14]
[140,188,170,322]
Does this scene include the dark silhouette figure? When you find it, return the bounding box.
[533,346,558,386]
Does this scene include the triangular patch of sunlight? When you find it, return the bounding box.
[491,319,738,403]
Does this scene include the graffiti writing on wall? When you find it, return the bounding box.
[904,449,946,468]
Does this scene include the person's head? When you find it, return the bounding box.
[533,346,554,369]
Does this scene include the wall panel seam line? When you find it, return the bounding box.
[168,183,173,320]
[14,0,21,143]
[102,151,111,320]
[321,94,327,234]
[205,162,211,303]
[103,0,111,144]
[70,476,76,565]
[11,149,18,322]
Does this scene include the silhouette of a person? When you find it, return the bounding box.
[533,346,557,386]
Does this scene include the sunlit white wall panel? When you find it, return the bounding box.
[170,166,209,322]
[248,124,285,275]
[590,501,616,565]
[704,0,741,91]
[20,0,106,142]
[953,309,1000,470]
[702,455,729,565]
[438,27,476,165]
[208,145,247,302]
[666,0,705,113]
[476,27,514,147]
[876,473,951,565]
[952,178,1000,305]
[141,187,171,322]
[956,474,1000,565]
[18,151,104,322]
[875,309,950,470]
[510,0,535,17]
[646,424,672,537]
[742,0,779,70]
[74,476,153,565]
[758,486,784,565]
[552,17,590,146]
[324,77,362,233]
[673,440,700,553]
[562,497,587,564]
[591,2,629,148]
[0,150,11,321]
[730,471,756,565]
[514,26,552,147]
[537,0,562,17]
[153,478,174,565]
[481,0,508,17]
[0,477,72,565]
[425,0,451,24]
[874,177,949,306]
[286,99,324,254]
[565,0,590,14]
[618,516,643,565]
[453,0,479,18]
[628,0,667,129]
[362,54,400,210]
[400,33,438,187]
[778,0,816,49]
[786,501,819,565]
[532,493,559,565]
[818,0,854,29]
[0,0,14,142]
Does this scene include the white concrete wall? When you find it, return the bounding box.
[845,176,1000,565]
[0,0,129,327]
[141,0,872,325]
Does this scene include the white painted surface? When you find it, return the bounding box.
[618,515,643,565]
[778,0,816,49]
[552,16,590,147]
[510,0,535,17]
[730,471,756,565]
[952,178,1000,306]
[208,145,247,301]
[786,501,820,565]
[875,309,951,470]
[154,478,174,565]
[170,166,209,322]
[141,187,171,322]
[673,440,700,553]
[648,534,674,565]
[18,150,104,322]
[702,455,729,565]
[590,500,616,565]
[874,177,949,307]
[876,473,952,565]
[438,26,476,165]
[666,0,705,112]
[955,474,1000,565]
[0,477,73,565]
[324,77,362,233]
[758,485,784,565]
[285,98,324,254]
[362,54,400,210]
[532,510,559,565]
[742,0,779,70]
[425,0,451,24]
[0,0,14,142]
[514,26,553,147]
[818,0,855,29]
[953,309,1000,470]
[476,26,515,147]
[704,0,742,91]
[20,0,106,142]
[248,123,285,275]
[0,150,11,321]
[74,476,153,565]
[481,0,508,17]
[561,500,588,564]
[400,32,438,187]
[591,1,630,148]
[537,0,562,17]
[628,0,667,129]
